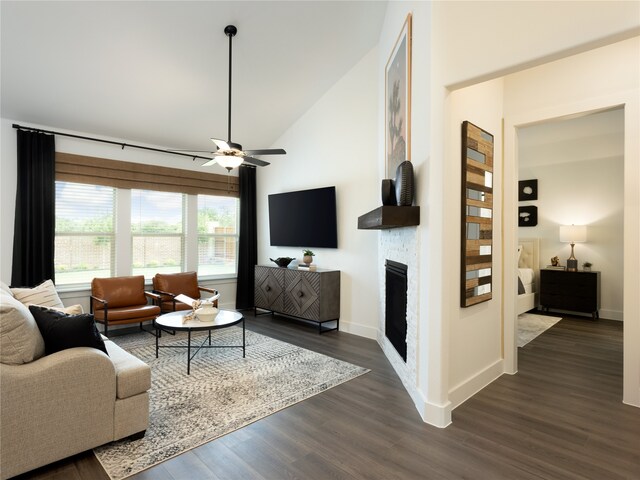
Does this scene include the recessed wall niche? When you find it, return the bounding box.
[461,121,494,307]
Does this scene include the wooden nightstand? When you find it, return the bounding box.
[540,269,601,319]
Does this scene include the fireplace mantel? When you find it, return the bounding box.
[357,206,420,230]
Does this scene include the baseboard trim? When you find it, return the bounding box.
[623,387,640,407]
[540,307,623,321]
[414,391,452,428]
[340,320,378,339]
[376,335,452,428]
[600,309,623,321]
[448,359,504,411]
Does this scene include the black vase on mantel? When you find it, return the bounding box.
[381,179,396,206]
[394,160,414,206]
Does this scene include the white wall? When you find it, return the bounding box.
[430,2,640,425]
[502,37,640,406]
[518,111,625,321]
[256,47,379,339]
[447,78,505,410]
[434,0,640,89]
[0,118,237,307]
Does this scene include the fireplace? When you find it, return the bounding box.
[385,260,408,362]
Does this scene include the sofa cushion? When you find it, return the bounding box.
[29,306,108,356]
[11,279,64,309]
[0,292,46,364]
[33,303,85,315]
[104,340,151,399]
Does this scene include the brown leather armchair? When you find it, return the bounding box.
[152,272,219,313]
[91,275,161,337]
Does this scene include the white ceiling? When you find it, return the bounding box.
[518,108,625,168]
[1,1,387,153]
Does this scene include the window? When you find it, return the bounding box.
[54,182,116,285]
[198,195,239,276]
[131,190,185,278]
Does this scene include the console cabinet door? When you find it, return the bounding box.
[283,270,320,320]
[254,266,285,312]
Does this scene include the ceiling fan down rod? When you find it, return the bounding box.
[224,25,237,144]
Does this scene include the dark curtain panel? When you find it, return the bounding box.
[11,130,56,287]
[235,165,257,309]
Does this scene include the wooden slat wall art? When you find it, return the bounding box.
[461,121,494,307]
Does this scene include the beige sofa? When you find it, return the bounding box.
[0,291,150,479]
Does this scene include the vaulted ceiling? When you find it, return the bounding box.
[1,1,387,153]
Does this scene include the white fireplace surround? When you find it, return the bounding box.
[378,227,420,404]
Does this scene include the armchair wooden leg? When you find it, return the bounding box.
[104,322,108,337]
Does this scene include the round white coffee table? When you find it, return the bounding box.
[154,310,245,374]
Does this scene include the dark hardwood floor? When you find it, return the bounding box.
[13,311,640,479]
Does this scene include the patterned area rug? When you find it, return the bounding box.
[518,313,562,347]
[94,327,368,479]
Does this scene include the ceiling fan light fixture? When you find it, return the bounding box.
[190,24,285,171]
[216,156,244,170]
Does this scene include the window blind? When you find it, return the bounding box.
[55,152,239,197]
[197,195,239,276]
[131,189,185,277]
[54,182,116,285]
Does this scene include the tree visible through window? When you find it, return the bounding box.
[198,195,238,276]
[131,190,185,278]
[54,182,115,285]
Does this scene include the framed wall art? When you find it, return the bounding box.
[385,13,412,179]
[518,179,538,201]
[461,121,494,308]
[518,205,538,226]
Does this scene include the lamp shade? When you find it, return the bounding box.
[559,224,587,243]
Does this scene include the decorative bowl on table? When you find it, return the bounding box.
[269,257,294,268]
[195,303,219,322]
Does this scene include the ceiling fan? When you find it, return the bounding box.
[176,25,286,171]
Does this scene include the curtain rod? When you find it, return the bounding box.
[12,123,216,162]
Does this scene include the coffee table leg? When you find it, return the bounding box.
[155,322,159,358]
[208,329,211,346]
[242,318,246,358]
[187,330,191,375]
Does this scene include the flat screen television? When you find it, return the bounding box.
[268,186,338,248]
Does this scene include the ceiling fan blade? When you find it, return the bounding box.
[211,138,230,150]
[168,149,216,153]
[243,148,286,156]
[242,156,270,167]
[201,158,218,167]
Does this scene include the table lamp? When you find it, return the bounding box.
[559,224,587,272]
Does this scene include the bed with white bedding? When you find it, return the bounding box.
[517,238,539,315]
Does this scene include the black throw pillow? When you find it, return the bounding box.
[517,276,526,295]
[28,305,108,356]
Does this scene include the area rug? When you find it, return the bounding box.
[518,313,562,347]
[94,328,369,479]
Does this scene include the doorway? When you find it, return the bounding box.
[515,108,624,348]
[502,97,640,409]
